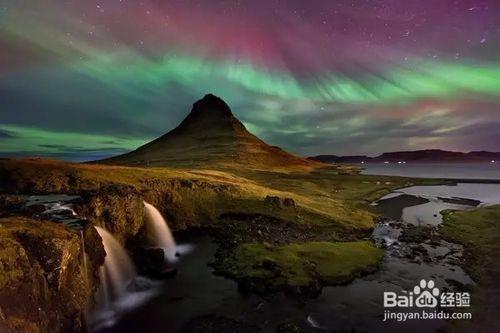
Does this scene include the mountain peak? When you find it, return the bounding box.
[189,93,234,119]
[177,93,245,135]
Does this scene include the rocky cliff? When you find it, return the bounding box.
[0,217,104,333]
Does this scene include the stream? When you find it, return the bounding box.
[97,182,500,333]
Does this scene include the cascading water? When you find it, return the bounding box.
[95,226,137,305]
[143,201,177,261]
[89,227,158,331]
[79,230,89,288]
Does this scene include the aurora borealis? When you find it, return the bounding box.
[1,0,499,160]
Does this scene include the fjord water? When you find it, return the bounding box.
[143,201,178,261]
[377,183,500,226]
[360,162,500,179]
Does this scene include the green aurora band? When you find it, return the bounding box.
[74,52,500,104]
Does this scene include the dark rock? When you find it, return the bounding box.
[265,195,282,206]
[276,322,302,333]
[265,195,296,209]
[180,179,195,189]
[376,194,429,221]
[400,225,435,243]
[133,247,177,279]
[389,221,402,228]
[438,196,481,206]
[23,203,46,215]
[412,244,427,254]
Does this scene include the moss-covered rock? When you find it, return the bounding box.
[214,241,383,295]
[76,190,145,244]
[0,217,104,333]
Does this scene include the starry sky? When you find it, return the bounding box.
[1,0,499,161]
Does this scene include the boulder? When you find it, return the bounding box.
[265,196,296,208]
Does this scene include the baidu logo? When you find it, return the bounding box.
[382,279,472,322]
[384,279,470,309]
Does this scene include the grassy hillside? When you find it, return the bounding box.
[0,158,425,232]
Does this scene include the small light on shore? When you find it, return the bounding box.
[492,160,496,163]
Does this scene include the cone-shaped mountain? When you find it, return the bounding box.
[100,94,321,169]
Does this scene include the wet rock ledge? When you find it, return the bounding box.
[0,216,104,333]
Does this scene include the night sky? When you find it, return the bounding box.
[1,0,499,161]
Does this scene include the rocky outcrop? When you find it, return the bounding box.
[0,217,104,333]
[0,195,26,217]
[264,195,296,208]
[76,190,145,245]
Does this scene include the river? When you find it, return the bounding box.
[98,180,500,333]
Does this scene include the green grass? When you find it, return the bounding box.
[440,205,500,332]
[216,241,383,293]
[440,205,500,284]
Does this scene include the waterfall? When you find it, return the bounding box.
[95,226,137,305]
[143,201,177,261]
[79,230,89,288]
[89,227,159,331]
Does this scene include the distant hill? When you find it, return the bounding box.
[309,149,500,164]
[99,94,322,170]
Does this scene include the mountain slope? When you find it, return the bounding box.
[100,94,321,170]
